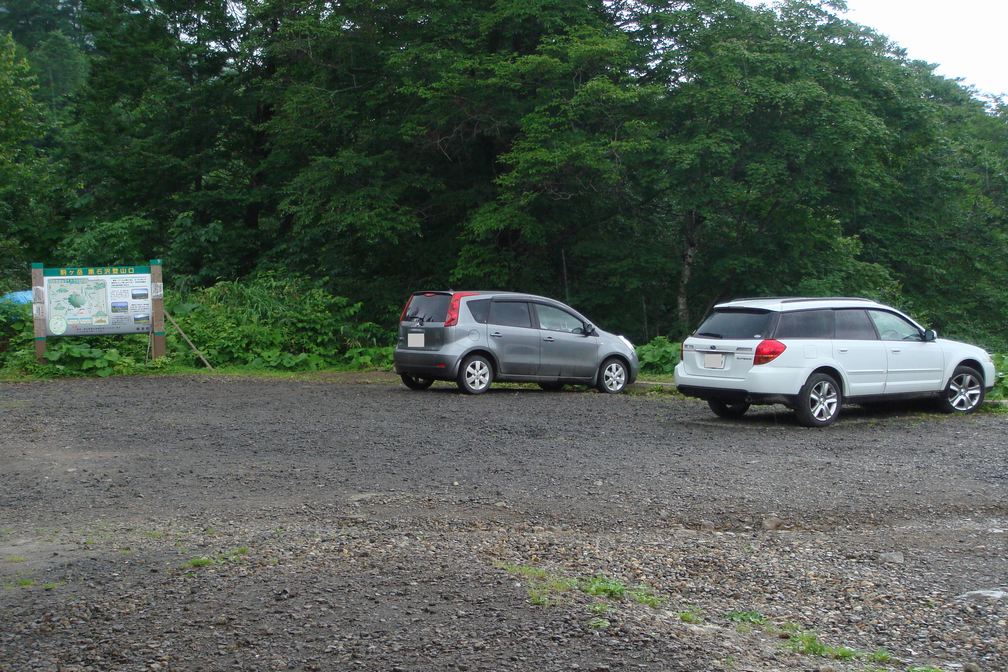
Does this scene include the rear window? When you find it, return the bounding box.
[404,293,451,322]
[488,301,532,328]
[834,309,877,340]
[695,309,773,339]
[467,299,491,324]
[775,309,834,339]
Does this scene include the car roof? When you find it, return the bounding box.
[714,297,886,312]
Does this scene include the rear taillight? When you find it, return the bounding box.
[442,291,479,327]
[754,339,786,365]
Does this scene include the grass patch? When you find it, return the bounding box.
[868,648,891,663]
[496,563,663,617]
[42,581,60,590]
[183,556,214,569]
[5,555,27,563]
[580,576,626,599]
[142,530,165,540]
[16,578,35,588]
[628,586,664,608]
[587,617,610,630]
[679,606,703,624]
[907,667,944,672]
[726,609,767,624]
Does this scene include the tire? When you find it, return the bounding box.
[538,382,564,392]
[708,399,750,419]
[596,357,628,394]
[794,372,842,427]
[939,365,985,414]
[400,373,434,391]
[457,354,493,394]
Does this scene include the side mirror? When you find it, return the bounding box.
[924,329,937,342]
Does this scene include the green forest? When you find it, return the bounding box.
[2,0,1007,366]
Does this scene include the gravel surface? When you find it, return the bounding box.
[1,375,1006,671]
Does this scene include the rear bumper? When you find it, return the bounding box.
[673,362,799,406]
[393,348,459,380]
[676,385,796,407]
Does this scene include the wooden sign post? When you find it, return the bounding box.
[31,262,46,363]
[151,259,165,358]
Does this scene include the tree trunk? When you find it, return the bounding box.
[676,210,699,329]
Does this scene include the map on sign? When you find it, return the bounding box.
[44,268,153,336]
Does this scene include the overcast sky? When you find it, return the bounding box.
[840,0,1008,96]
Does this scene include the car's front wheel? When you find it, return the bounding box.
[400,373,434,391]
[708,399,750,419]
[795,372,842,427]
[457,354,493,394]
[939,365,984,413]
[596,357,628,394]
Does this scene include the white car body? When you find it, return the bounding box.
[674,297,996,426]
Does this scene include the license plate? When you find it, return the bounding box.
[407,333,425,348]
[703,353,726,369]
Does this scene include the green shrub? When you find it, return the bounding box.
[636,336,681,375]
[990,354,1007,400]
[166,273,392,370]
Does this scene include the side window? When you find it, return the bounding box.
[467,299,491,324]
[488,301,532,328]
[774,310,834,339]
[834,309,877,340]
[868,310,922,341]
[534,304,583,333]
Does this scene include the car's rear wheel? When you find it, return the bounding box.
[939,365,984,413]
[538,382,564,392]
[795,372,842,427]
[708,400,750,419]
[596,357,628,394]
[457,354,493,394]
[400,373,434,391]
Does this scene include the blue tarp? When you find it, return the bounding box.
[1,291,32,304]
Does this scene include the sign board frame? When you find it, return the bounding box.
[31,260,165,363]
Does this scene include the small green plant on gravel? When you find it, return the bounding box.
[17,578,35,588]
[784,630,829,656]
[587,617,611,630]
[142,530,165,539]
[42,581,60,590]
[726,610,767,624]
[184,556,215,569]
[679,606,703,624]
[498,562,548,580]
[906,667,944,672]
[589,601,611,615]
[220,546,249,562]
[581,576,626,599]
[628,586,664,608]
[868,648,892,663]
[5,555,26,563]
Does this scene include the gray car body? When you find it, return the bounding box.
[393,291,638,387]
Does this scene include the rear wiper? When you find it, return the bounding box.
[696,331,723,339]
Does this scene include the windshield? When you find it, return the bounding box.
[695,308,773,339]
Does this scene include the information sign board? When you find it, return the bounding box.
[42,266,153,336]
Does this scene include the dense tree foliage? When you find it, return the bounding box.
[1,0,1006,348]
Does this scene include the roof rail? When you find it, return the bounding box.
[779,297,872,304]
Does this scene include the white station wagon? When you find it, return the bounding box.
[674,297,996,426]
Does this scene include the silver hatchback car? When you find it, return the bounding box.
[393,291,639,394]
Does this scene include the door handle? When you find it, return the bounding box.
[543,336,555,343]
[891,349,901,353]
[838,348,849,353]
[490,331,503,338]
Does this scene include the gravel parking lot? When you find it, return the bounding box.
[1,375,1006,671]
